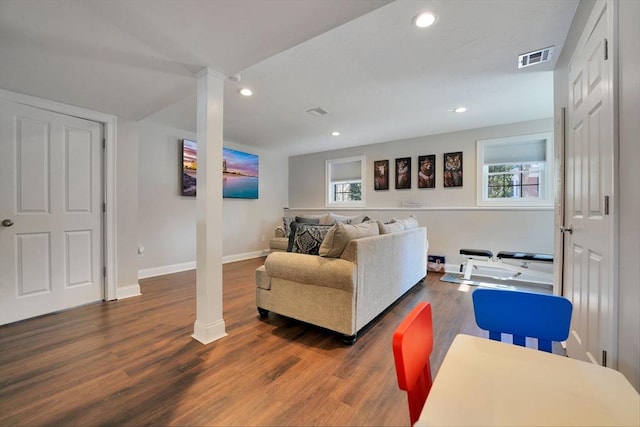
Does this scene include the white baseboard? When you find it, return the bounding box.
[116,283,142,299]
[444,263,462,273]
[138,261,196,279]
[138,250,269,279]
[222,249,268,264]
[192,319,227,345]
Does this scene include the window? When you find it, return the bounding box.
[477,132,554,206]
[326,156,365,207]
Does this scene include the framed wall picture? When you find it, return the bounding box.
[395,157,411,189]
[444,151,463,187]
[418,154,436,188]
[223,147,259,199]
[181,140,260,199]
[181,139,197,197]
[374,160,389,190]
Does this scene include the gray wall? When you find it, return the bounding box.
[288,119,555,269]
[617,0,640,392]
[137,120,288,277]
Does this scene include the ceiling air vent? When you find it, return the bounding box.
[306,107,328,117]
[518,46,554,68]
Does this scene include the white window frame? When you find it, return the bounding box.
[326,155,366,207]
[476,132,554,207]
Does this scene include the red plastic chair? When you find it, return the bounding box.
[392,302,434,426]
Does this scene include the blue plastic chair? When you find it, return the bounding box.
[472,288,573,353]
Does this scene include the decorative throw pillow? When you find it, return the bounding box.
[329,212,371,224]
[377,220,405,234]
[291,224,333,255]
[295,216,320,225]
[319,220,379,257]
[390,214,419,230]
[282,216,295,237]
[286,217,321,252]
[329,213,356,224]
[318,213,335,225]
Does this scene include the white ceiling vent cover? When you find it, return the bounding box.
[306,107,328,117]
[518,46,554,68]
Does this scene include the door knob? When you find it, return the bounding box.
[559,225,573,234]
[2,219,14,227]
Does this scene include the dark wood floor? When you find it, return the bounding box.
[1,258,503,426]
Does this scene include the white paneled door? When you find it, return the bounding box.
[563,2,616,367]
[0,99,103,325]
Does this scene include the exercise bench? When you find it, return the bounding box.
[460,248,554,284]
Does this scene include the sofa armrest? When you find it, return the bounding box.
[264,252,356,292]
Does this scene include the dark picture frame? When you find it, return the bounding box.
[418,154,436,189]
[444,151,463,187]
[395,157,411,189]
[374,160,389,190]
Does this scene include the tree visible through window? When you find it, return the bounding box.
[487,163,542,199]
[333,181,362,202]
[476,132,553,206]
[326,156,365,207]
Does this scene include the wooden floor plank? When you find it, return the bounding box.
[1,257,528,426]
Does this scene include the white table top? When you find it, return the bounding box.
[416,334,640,427]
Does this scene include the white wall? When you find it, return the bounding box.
[137,121,288,277]
[288,119,555,268]
[115,119,141,293]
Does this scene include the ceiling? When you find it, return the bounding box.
[0,0,579,156]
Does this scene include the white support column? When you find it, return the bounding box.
[192,67,226,344]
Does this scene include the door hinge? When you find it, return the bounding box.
[604,38,608,60]
[103,138,106,149]
[103,202,106,213]
[103,266,106,277]
[602,350,607,367]
[604,195,609,215]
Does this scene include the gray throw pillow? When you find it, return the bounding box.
[377,220,405,234]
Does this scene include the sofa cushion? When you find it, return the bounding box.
[269,237,289,252]
[390,214,419,230]
[377,220,405,234]
[264,252,356,292]
[319,220,379,258]
[291,223,333,255]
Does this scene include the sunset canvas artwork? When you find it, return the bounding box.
[181,140,259,199]
[223,147,259,199]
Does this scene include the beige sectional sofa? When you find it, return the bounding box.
[256,224,428,343]
[269,226,288,252]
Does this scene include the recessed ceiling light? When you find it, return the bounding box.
[413,11,438,28]
[238,88,253,96]
[453,107,467,113]
[331,131,340,136]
